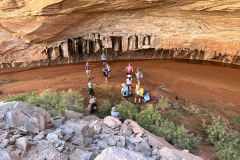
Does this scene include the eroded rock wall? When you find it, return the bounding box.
[0,0,240,67]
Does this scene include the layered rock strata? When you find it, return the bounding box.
[0,1,240,67]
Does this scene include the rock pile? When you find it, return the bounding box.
[0,101,203,160]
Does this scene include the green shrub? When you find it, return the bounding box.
[202,116,240,160]
[98,100,112,119]
[202,116,228,144]
[116,101,139,121]
[230,116,240,125]
[4,90,87,117]
[4,92,38,102]
[156,119,202,151]
[136,104,162,130]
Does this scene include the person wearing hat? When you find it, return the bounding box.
[126,74,132,94]
[111,107,121,120]
[120,83,129,98]
[88,97,97,114]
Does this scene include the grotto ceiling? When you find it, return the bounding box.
[0,0,240,67]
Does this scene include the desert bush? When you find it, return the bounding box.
[202,116,228,144]
[116,101,139,121]
[98,100,112,119]
[136,104,162,130]
[156,119,201,152]
[4,92,38,102]
[4,90,87,117]
[202,116,240,160]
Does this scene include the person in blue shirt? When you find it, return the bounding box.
[101,52,106,65]
[111,107,121,120]
[121,83,129,99]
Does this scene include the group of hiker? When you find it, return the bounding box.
[85,51,149,114]
[120,63,145,104]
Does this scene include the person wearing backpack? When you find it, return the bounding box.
[135,68,143,85]
[121,83,129,99]
[102,68,109,83]
[106,63,111,78]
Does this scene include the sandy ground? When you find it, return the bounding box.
[0,59,239,159]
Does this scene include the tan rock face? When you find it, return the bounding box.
[0,0,240,67]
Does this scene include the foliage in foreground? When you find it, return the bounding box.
[115,103,201,152]
[116,101,139,121]
[4,90,87,116]
[98,100,112,119]
[202,116,240,160]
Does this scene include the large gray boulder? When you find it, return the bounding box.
[103,116,122,129]
[95,147,153,160]
[159,147,204,160]
[0,150,11,160]
[0,101,51,133]
[65,110,83,120]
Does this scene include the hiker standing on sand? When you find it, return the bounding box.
[135,68,143,85]
[126,74,132,94]
[106,63,111,78]
[88,79,94,98]
[102,68,110,83]
[101,51,107,65]
[125,63,133,75]
[134,84,141,104]
[85,62,91,78]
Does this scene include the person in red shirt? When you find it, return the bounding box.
[85,62,91,78]
[125,63,133,75]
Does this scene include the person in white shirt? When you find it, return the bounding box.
[126,74,132,94]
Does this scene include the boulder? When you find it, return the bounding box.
[65,110,83,120]
[93,124,102,134]
[60,120,90,139]
[15,137,29,152]
[126,119,175,149]
[0,101,50,133]
[103,116,122,129]
[89,120,99,128]
[24,117,40,133]
[81,115,99,122]
[95,147,153,160]
[69,149,94,160]
[33,131,46,141]
[27,147,68,160]
[46,132,58,141]
[0,150,11,160]
[54,129,64,139]
[107,137,116,146]
[0,139,10,148]
[159,147,204,160]
[97,140,109,149]
[51,116,65,129]
[120,123,132,136]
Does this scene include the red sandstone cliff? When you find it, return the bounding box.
[0,0,240,67]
